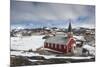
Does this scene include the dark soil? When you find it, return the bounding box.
[10,55,95,67]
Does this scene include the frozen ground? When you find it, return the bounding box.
[10,35,95,66]
[11,51,93,59]
[11,35,84,51]
[11,50,95,66]
[11,35,95,56]
[11,35,45,51]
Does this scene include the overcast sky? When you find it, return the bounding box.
[10,0,95,29]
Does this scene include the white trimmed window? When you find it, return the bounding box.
[51,43,52,48]
[57,44,59,49]
[53,44,55,48]
[55,44,57,48]
[47,43,48,47]
[59,45,61,49]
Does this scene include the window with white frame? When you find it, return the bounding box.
[55,44,57,48]
[59,45,60,49]
[46,43,48,47]
[50,44,53,48]
[57,44,59,49]
[53,44,55,48]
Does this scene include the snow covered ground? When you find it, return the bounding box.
[11,35,95,59]
[11,35,45,51]
[10,35,95,66]
[11,51,93,60]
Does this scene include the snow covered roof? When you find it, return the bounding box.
[56,32,66,35]
[45,35,68,45]
[82,45,95,51]
[74,36,85,41]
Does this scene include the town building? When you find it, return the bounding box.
[44,22,76,53]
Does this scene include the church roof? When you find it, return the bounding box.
[45,35,68,45]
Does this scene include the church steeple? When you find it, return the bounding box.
[67,20,73,38]
[68,21,72,32]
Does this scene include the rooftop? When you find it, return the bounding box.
[45,35,68,45]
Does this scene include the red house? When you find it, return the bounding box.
[44,22,76,53]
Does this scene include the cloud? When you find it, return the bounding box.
[10,1,95,28]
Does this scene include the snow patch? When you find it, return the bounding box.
[11,51,93,60]
[11,35,45,51]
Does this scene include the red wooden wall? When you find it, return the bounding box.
[44,38,76,53]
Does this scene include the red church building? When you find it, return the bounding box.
[44,22,76,53]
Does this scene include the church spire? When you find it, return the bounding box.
[68,21,72,32]
[67,19,73,38]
